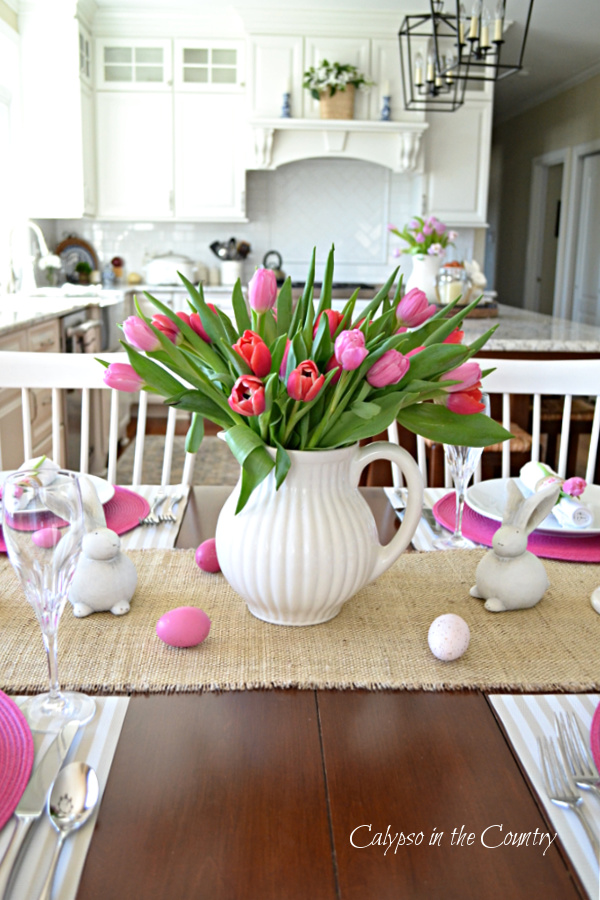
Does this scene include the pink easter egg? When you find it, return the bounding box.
[195,538,220,573]
[156,606,211,648]
[32,527,62,549]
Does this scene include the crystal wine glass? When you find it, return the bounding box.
[2,469,96,732]
[434,393,491,550]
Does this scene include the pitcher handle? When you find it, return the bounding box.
[351,440,424,581]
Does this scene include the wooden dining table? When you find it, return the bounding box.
[72,487,588,900]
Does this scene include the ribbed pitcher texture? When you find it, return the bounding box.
[215,442,423,625]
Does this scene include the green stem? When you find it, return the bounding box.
[306,371,351,448]
[281,400,301,443]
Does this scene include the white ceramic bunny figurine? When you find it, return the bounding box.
[69,527,138,617]
[470,480,561,612]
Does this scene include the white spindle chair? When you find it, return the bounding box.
[0,351,196,486]
[389,357,600,488]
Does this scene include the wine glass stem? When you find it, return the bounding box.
[453,480,467,539]
[42,630,61,700]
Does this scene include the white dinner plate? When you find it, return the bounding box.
[466,477,600,535]
[0,470,115,510]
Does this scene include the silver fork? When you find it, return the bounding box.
[159,492,184,523]
[556,712,600,800]
[538,735,599,855]
[139,488,167,526]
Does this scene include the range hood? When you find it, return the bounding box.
[249,118,428,174]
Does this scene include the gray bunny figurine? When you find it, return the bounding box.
[470,480,561,612]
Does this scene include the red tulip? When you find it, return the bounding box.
[325,354,341,384]
[445,387,485,414]
[233,330,272,377]
[313,309,344,338]
[151,313,182,345]
[287,360,325,402]
[228,375,265,416]
[443,328,464,344]
[188,305,218,343]
[279,339,291,378]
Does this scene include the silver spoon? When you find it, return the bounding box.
[37,762,99,900]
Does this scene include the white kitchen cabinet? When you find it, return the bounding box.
[248,35,304,118]
[96,92,174,219]
[19,9,96,218]
[424,99,493,225]
[174,92,247,221]
[174,40,245,91]
[303,37,371,119]
[96,39,172,91]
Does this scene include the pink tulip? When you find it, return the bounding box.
[367,349,410,388]
[233,330,272,378]
[228,375,265,416]
[103,363,144,393]
[287,360,325,402]
[122,316,160,352]
[396,288,436,328]
[415,232,425,245]
[334,329,368,371]
[444,387,485,415]
[423,222,433,236]
[562,476,587,497]
[440,361,482,393]
[406,346,425,358]
[248,267,277,313]
[313,308,344,338]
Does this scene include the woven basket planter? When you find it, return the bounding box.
[319,84,355,119]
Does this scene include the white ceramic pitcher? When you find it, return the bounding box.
[215,441,423,626]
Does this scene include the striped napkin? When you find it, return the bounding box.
[118,485,190,550]
[0,697,129,900]
[490,694,600,900]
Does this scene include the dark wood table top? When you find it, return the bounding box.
[76,487,586,900]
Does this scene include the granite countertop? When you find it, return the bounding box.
[461,303,600,353]
[0,289,125,337]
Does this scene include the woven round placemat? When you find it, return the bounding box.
[0,549,599,694]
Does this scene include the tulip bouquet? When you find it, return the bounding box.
[389,215,457,258]
[102,247,510,511]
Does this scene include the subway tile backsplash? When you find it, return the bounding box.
[49,159,475,287]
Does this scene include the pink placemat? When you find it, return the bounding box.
[591,703,600,772]
[0,486,150,553]
[433,491,600,563]
[0,690,34,830]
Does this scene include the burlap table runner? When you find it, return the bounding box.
[1,550,599,693]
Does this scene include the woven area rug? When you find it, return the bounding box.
[1,550,599,693]
[116,435,240,486]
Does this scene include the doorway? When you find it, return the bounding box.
[571,151,600,325]
[524,149,570,317]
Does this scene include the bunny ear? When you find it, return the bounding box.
[502,479,525,524]
[513,483,561,534]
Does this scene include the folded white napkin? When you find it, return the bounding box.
[519,461,593,528]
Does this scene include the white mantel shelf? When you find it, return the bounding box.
[249,118,428,174]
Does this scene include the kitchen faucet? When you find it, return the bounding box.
[7,220,62,293]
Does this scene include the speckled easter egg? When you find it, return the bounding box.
[156,607,211,648]
[32,527,62,549]
[195,538,220,573]
[428,614,470,661]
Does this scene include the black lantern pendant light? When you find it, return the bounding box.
[399,0,534,111]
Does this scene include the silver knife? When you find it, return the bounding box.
[0,720,79,899]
